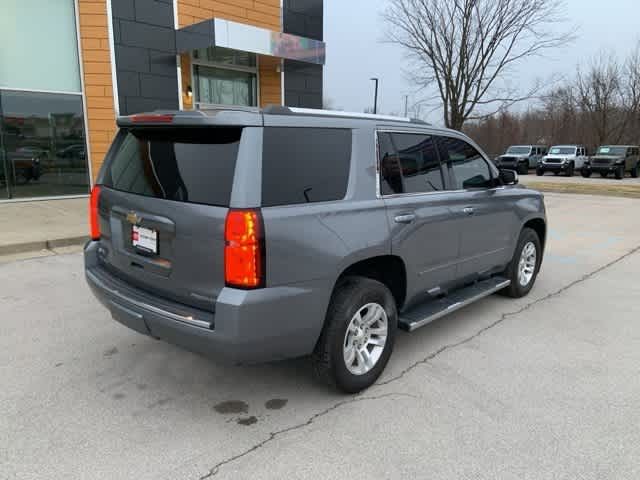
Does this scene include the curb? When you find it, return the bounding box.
[0,235,89,257]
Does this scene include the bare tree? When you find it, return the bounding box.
[575,53,628,145]
[384,0,573,130]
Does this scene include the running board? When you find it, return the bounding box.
[399,277,510,332]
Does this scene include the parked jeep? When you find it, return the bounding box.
[581,145,640,179]
[495,145,547,174]
[536,145,588,177]
[85,107,547,393]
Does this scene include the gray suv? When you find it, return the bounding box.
[85,107,547,393]
[495,145,548,174]
[581,145,640,179]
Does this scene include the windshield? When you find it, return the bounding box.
[597,146,627,156]
[549,147,576,155]
[506,146,531,155]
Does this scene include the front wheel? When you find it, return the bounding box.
[536,168,544,176]
[501,228,542,298]
[518,163,528,175]
[313,276,397,393]
[631,163,639,178]
[615,166,624,180]
[581,168,592,178]
[566,163,575,177]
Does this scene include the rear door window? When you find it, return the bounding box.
[261,127,352,207]
[390,133,444,193]
[103,128,241,206]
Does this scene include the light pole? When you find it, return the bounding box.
[403,95,409,117]
[370,78,379,114]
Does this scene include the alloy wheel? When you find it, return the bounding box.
[343,303,388,375]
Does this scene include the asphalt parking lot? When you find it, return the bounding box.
[2,192,640,480]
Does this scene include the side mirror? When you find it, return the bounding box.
[499,169,519,186]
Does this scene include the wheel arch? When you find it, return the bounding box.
[333,255,408,311]
[523,217,547,253]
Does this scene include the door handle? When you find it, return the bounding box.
[394,214,416,224]
[462,207,475,216]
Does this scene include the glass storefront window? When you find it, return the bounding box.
[192,47,258,108]
[0,0,81,93]
[193,47,257,68]
[194,65,257,107]
[0,90,89,200]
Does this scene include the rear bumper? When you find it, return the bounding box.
[84,242,329,364]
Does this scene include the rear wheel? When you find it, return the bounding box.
[536,168,544,176]
[581,168,592,178]
[501,228,542,298]
[313,276,397,393]
[631,163,639,178]
[615,166,624,180]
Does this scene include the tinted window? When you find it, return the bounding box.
[103,128,241,206]
[438,136,493,190]
[378,132,402,195]
[261,128,351,207]
[391,133,444,193]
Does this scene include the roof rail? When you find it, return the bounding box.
[262,105,424,123]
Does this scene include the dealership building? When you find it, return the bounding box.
[0,0,325,201]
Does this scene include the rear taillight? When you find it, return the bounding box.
[90,185,101,240]
[224,209,265,289]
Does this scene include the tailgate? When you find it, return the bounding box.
[95,127,243,311]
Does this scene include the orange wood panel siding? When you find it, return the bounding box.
[180,54,194,109]
[77,0,117,181]
[178,0,281,30]
[258,55,282,108]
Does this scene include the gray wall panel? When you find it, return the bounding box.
[112,0,179,114]
[283,0,323,108]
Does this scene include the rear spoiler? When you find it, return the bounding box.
[116,109,263,128]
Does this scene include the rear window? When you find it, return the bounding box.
[261,127,352,207]
[102,127,241,207]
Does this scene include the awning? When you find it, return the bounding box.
[176,18,325,65]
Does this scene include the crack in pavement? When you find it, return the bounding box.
[199,392,418,479]
[198,244,640,479]
[376,243,640,387]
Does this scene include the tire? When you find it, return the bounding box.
[313,276,397,393]
[581,168,592,178]
[536,168,544,176]
[518,163,528,175]
[600,172,609,178]
[615,166,624,180]
[566,162,575,177]
[500,228,542,298]
[632,163,639,178]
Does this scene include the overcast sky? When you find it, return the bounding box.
[323,0,640,124]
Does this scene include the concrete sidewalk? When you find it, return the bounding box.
[0,198,88,256]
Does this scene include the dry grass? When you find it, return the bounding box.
[521,181,640,198]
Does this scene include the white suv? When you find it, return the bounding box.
[536,145,587,177]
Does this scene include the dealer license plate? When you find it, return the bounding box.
[132,225,158,254]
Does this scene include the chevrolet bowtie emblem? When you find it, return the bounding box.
[126,212,141,225]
